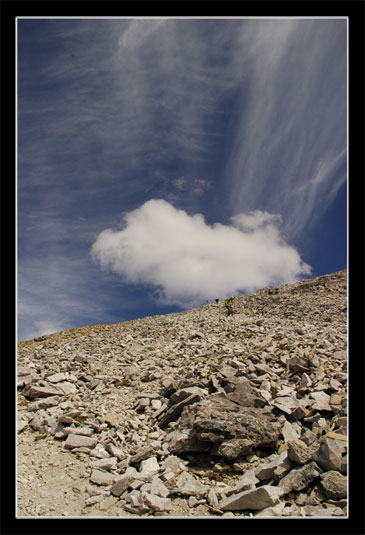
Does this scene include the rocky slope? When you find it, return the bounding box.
[17,269,347,517]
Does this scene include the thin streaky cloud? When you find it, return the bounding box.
[17,18,347,340]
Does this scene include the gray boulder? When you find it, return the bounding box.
[278,461,322,494]
[166,396,281,461]
[219,485,285,511]
[319,471,347,499]
[313,437,345,472]
[64,434,97,450]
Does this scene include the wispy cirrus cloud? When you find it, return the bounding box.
[222,19,347,237]
[17,18,347,339]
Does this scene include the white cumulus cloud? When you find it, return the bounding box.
[91,199,311,307]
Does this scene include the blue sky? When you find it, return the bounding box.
[17,17,347,340]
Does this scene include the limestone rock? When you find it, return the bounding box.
[225,469,259,495]
[90,469,116,486]
[219,485,285,511]
[255,451,292,481]
[64,434,97,450]
[104,412,119,427]
[89,457,118,471]
[110,474,133,496]
[281,421,301,442]
[313,437,345,472]
[271,396,306,416]
[278,462,322,494]
[319,471,347,499]
[310,391,332,411]
[287,440,319,465]
[139,457,160,480]
[140,476,169,498]
[169,387,208,405]
[167,397,281,461]
[158,394,202,428]
[23,384,62,398]
[140,492,172,513]
[175,471,208,498]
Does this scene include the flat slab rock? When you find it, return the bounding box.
[166,396,281,461]
[219,485,285,511]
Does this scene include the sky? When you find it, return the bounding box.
[17,17,348,341]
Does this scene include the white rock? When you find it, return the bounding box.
[225,469,259,495]
[47,373,68,383]
[220,485,285,511]
[281,421,301,442]
[90,469,116,486]
[139,456,160,479]
[64,426,94,436]
[140,492,172,512]
[89,457,118,471]
[140,476,169,498]
[175,471,208,498]
[64,434,97,449]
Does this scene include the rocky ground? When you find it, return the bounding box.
[17,269,348,518]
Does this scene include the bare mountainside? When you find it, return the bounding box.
[17,269,347,518]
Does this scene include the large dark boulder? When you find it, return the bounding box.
[165,395,281,461]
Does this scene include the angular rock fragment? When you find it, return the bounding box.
[89,444,110,458]
[325,431,347,442]
[219,485,285,511]
[161,455,185,475]
[255,451,292,481]
[175,471,208,498]
[319,471,347,499]
[85,495,104,506]
[288,355,310,373]
[99,496,118,511]
[89,457,118,471]
[166,397,281,461]
[17,269,348,518]
[64,426,94,436]
[140,492,172,513]
[281,421,301,442]
[225,469,259,495]
[271,396,306,416]
[110,474,133,496]
[313,437,345,472]
[139,456,160,479]
[207,488,220,508]
[47,372,69,383]
[23,384,62,398]
[104,412,119,427]
[18,420,28,433]
[130,446,155,464]
[310,391,332,411]
[141,476,170,498]
[306,506,345,516]
[166,429,211,455]
[169,387,208,405]
[278,462,322,494]
[287,440,319,465]
[123,491,149,514]
[27,397,60,411]
[90,469,116,486]
[254,501,285,517]
[188,496,206,508]
[56,382,78,395]
[158,393,201,428]
[64,434,97,450]
[106,443,125,460]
